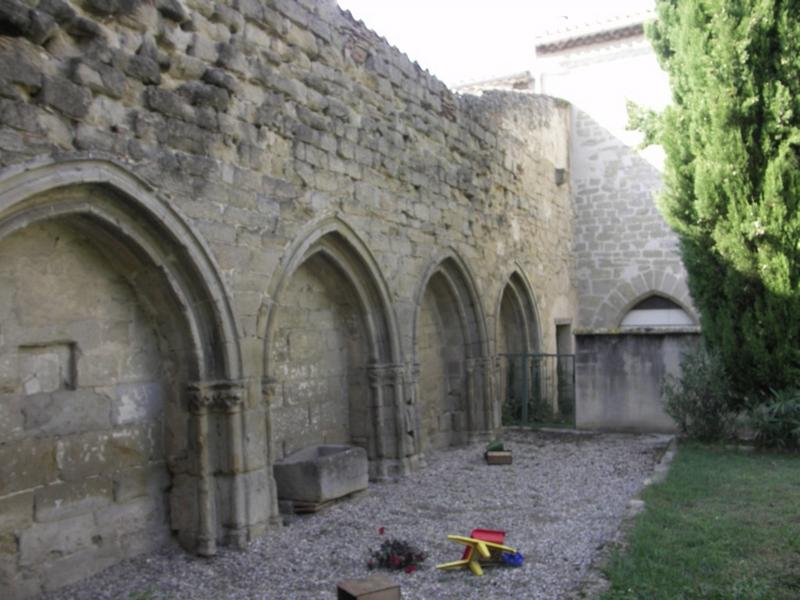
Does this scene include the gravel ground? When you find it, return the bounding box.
[44,430,671,600]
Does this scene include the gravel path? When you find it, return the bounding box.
[44,430,671,600]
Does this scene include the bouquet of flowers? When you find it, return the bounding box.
[367,528,427,573]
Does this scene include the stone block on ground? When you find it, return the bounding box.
[273,444,368,504]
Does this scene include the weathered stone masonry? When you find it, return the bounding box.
[0,0,575,595]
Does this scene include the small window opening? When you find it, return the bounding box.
[620,296,693,328]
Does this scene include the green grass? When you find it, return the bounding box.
[601,443,800,600]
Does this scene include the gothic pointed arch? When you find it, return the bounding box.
[0,158,242,381]
[261,215,407,479]
[494,267,542,356]
[412,250,492,450]
[0,158,245,562]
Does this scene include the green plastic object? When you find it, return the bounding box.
[486,439,504,452]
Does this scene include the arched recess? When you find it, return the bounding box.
[412,252,491,452]
[0,158,244,575]
[495,269,542,356]
[619,293,697,328]
[261,216,407,479]
[592,268,697,329]
[494,269,543,424]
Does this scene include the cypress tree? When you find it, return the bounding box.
[650,0,800,401]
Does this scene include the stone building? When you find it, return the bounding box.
[0,0,578,595]
[531,10,701,432]
[460,9,704,432]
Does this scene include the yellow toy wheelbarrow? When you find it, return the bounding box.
[435,530,523,576]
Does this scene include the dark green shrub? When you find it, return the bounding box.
[662,347,736,441]
[748,388,800,449]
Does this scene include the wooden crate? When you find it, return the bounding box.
[485,450,513,465]
[337,575,400,600]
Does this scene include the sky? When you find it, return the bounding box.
[336,0,655,87]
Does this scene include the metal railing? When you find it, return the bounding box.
[500,353,575,427]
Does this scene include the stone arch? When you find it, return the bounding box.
[618,292,698,328]
[592,268,697,329]
[494,268,543,424]
[0,158,244,576]
[0,158,241,380]
[261,216,407,479]
[412,251,492,451]
[494,267,542,356]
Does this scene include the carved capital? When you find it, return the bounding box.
[188,380,245,414]
[187,383,214,414]
[367,363,405,386]
[261,375,279,403]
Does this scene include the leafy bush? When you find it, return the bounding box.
[662,347,736,441]
[748,388,800,449]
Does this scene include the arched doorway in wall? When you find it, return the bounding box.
[495,271,544,424]
[414,255,489,452]
[263,220,405,479]
[0,160,242,592]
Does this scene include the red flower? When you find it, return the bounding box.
[389,554,401,567]
[378,527,385,535]
[404,565,417,573]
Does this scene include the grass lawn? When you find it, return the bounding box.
[601,443,800,599]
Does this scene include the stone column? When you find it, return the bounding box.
[493,355,504,431]
[187,383,216,557]
[366,363,415,478]
[261,375,282,526]
[212,381,246,548]
[389,364,407,460]
[405,363,424,467]
[478,357,495,435]
[465,357,477,436]
[367,365,387,471]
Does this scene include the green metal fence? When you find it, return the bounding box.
[500,353,576,427]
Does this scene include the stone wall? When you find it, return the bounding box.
[0,0,576,595]
[536,29,696,329]
[571,108,694,328]
[575,330,700,432]
[0,221,173,594]
[534,21,697,434]
[268,252,370,459]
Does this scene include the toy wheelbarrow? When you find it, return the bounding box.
[435,529,523,576]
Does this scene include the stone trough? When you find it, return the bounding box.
[273,444,368,512]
